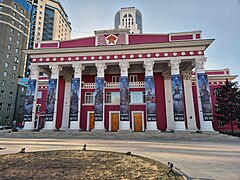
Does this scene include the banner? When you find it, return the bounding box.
[120,76,129,121]
[24,79,36,121]
[171,75,185,121]
[197,73,213,121]
[69,78,80,121]
[145,76,156,121]
[94,77,104,121]
[45,79,57,121]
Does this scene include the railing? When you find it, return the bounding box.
[82,81,145,89]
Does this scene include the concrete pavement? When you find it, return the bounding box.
[0,132,240,180]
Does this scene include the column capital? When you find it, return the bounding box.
[168,59,181,75]
[181,71,193,80]
[162,71,171,80]
[119,61,129,76]
[194,56,206,73]
[95,62,106,77]
[30,64,40,77]
[144,60,155,76]
[72,63,85,78]
[49,64,62,77]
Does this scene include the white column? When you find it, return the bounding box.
[23,64,39,130]
[182,71,197,131]
[61,75,72,130]
[169,59,186,131]
[194,57,214,132]
[93,62,106,131]
[44,64,62,130]
[70,63,84,130]
[118,61,131,132]
[144,60,159,131]
[163,71,174,131]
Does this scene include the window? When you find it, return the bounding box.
[39,16,42,20]
[10,28,14,33]
[19,24,22,29]
[7,45,11,50]
[6,54,10,58]
[21,9,24,13]
[130,75,138,82]
[112,76,119,82]
[9,92,13,99]
[85,92,94,104]
[37,91,42,98]
[18,32,21,37]
[15,48,19,53]
[12,74,16,79]
[14,4,17,9]
[106,92,120,104]
[40,5,43,8]
[3,71,7,76]
[21,87,24,92]
[2,81,6,86]
[13,65,17,70]
[20,16,23,22]
[38,22,41,25]
[13,12,16,17]
[40,11,42,14]
[213,88,219,96]
[9,36,13,41]
[130,92,145,103]
[38,27,40,30]
[0,103,2,111]
[0,90,4,98]
[12,20,15,25]
[4,62,9,68]
[5,116,10,125]
[10,83,14,88]
[14,57,18,63]
[17,40,20,45]
[7,104,12,112]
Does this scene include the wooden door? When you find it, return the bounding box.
[89,113,94,131]
[111,113,119,132]
[134,113,143,132]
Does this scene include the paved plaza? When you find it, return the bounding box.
[0,131,240,180]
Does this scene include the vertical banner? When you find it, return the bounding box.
[69,78,80,121]
[145,76,156,121]
[45,79,57,121]
[24,79,36,121]
[120,76,129,121]
[94,77,104,121]
[197,73,213,121]
[172,75,185,121]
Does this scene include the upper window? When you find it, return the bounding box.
[14,4,17,9]
[4,62,9,68]
[130,91,145,104]
[85,92,94,104]
[112,76,119,82]
[37,91,42,99]
[13,12,16,17]
[9,36,13,41]
[3,71,7,76]
[106,92,120,104]
[7,45,11,50]
[130,75,138,82]
[21,9,24,13]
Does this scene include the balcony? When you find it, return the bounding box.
[82,81,145,89]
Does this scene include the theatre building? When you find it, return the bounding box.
[23,29,237,132]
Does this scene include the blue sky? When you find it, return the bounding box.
[60,0,240,82]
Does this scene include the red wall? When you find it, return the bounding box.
[56,76,65,129]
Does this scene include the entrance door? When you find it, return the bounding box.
[111,113,119,132]
[89,113,94,131]
[133,113,143,132]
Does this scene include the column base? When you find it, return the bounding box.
[174,121,186,131]
[200,121,214,132]
[119,121,131,132]
[118,129,132,133]
[93,121,105,131]
[145,129,161,133]
[197,130,219,134]
[69,121,80,130]
[146,121,158,131]
[92,129,106,133]
[23,122,35,130]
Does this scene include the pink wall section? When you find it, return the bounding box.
[171,35,193,41]
[41,43,58,48]
[129,35,169,44]
[56,76,65,129]
[59,37,95,48]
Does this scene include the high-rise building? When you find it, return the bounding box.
[115,7,142,34]
[0,0,31,126]
[25,0,72,77]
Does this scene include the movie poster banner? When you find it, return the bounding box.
[94,77,104,121]
[197,73,213,121]
[69,78,80,121]
[24,79,37,121]
[120,76,129,121]
[145,76,156,121]
[171,75,185,121]
[45,79,57,121]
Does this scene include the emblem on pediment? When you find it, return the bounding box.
[105,34,118,45]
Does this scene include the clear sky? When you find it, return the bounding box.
[60,0,240,82]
